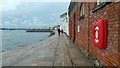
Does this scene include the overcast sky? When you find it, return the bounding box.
[1,0,70,28]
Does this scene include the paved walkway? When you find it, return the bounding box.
[2,32,94,67]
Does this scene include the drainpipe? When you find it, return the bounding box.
[88,3,90,53]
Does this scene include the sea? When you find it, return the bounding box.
[0,30,50,52]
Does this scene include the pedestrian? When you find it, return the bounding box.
[61,29,64,34]
[61,29,64,36]
[57,28,61,36]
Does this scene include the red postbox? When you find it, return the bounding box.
[93,19,107,49]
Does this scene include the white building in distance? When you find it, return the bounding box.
[60,12,69,36]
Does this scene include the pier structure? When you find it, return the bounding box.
[26,29,53,32]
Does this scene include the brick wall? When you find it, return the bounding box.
[89,2,119,66]
[76,3,90,51]
[68,2,120,67]
[68,2,78,42]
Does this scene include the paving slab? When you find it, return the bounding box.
[53,37,72,66]
[63,35,94,66]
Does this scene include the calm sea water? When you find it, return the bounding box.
[1,30,50,52]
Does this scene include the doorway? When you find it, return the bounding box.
[73,12,76,42]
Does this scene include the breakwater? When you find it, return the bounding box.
[26,29,53,32]
[26,29,55,37]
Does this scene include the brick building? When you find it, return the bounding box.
[68,1,120,67]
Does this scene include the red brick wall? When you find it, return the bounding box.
[89,2,119,66]
[76,3,91,51]
[68,2,120,66]
[68,2,78,42]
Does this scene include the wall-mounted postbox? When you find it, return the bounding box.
[93,19,107,49]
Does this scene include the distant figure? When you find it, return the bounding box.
[57,28,61,36]
[61,29,64,35]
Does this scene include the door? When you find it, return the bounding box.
[73,12,76,42]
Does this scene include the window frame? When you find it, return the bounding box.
[79,3,85,20]
[80,3,84,17]
[97,0,107,5]
[91,0,111,13]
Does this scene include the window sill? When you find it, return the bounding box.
[79,15,84,20]
[91,2,110,13]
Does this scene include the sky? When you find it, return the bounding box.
[0,0,70,28]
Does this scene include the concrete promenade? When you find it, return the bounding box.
[2,32,94,67]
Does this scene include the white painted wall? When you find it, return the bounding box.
[60,13,69,36]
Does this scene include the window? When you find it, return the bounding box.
[97,0,100,5]
[79,3,84,20]
[97,0,110,5]
[92,0,110,13]
[80,3,84,17]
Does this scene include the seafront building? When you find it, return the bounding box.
[60,12,69,36]
[68,1,120,66]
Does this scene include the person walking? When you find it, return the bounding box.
[57,28,61,36]
[61,29,64,34]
